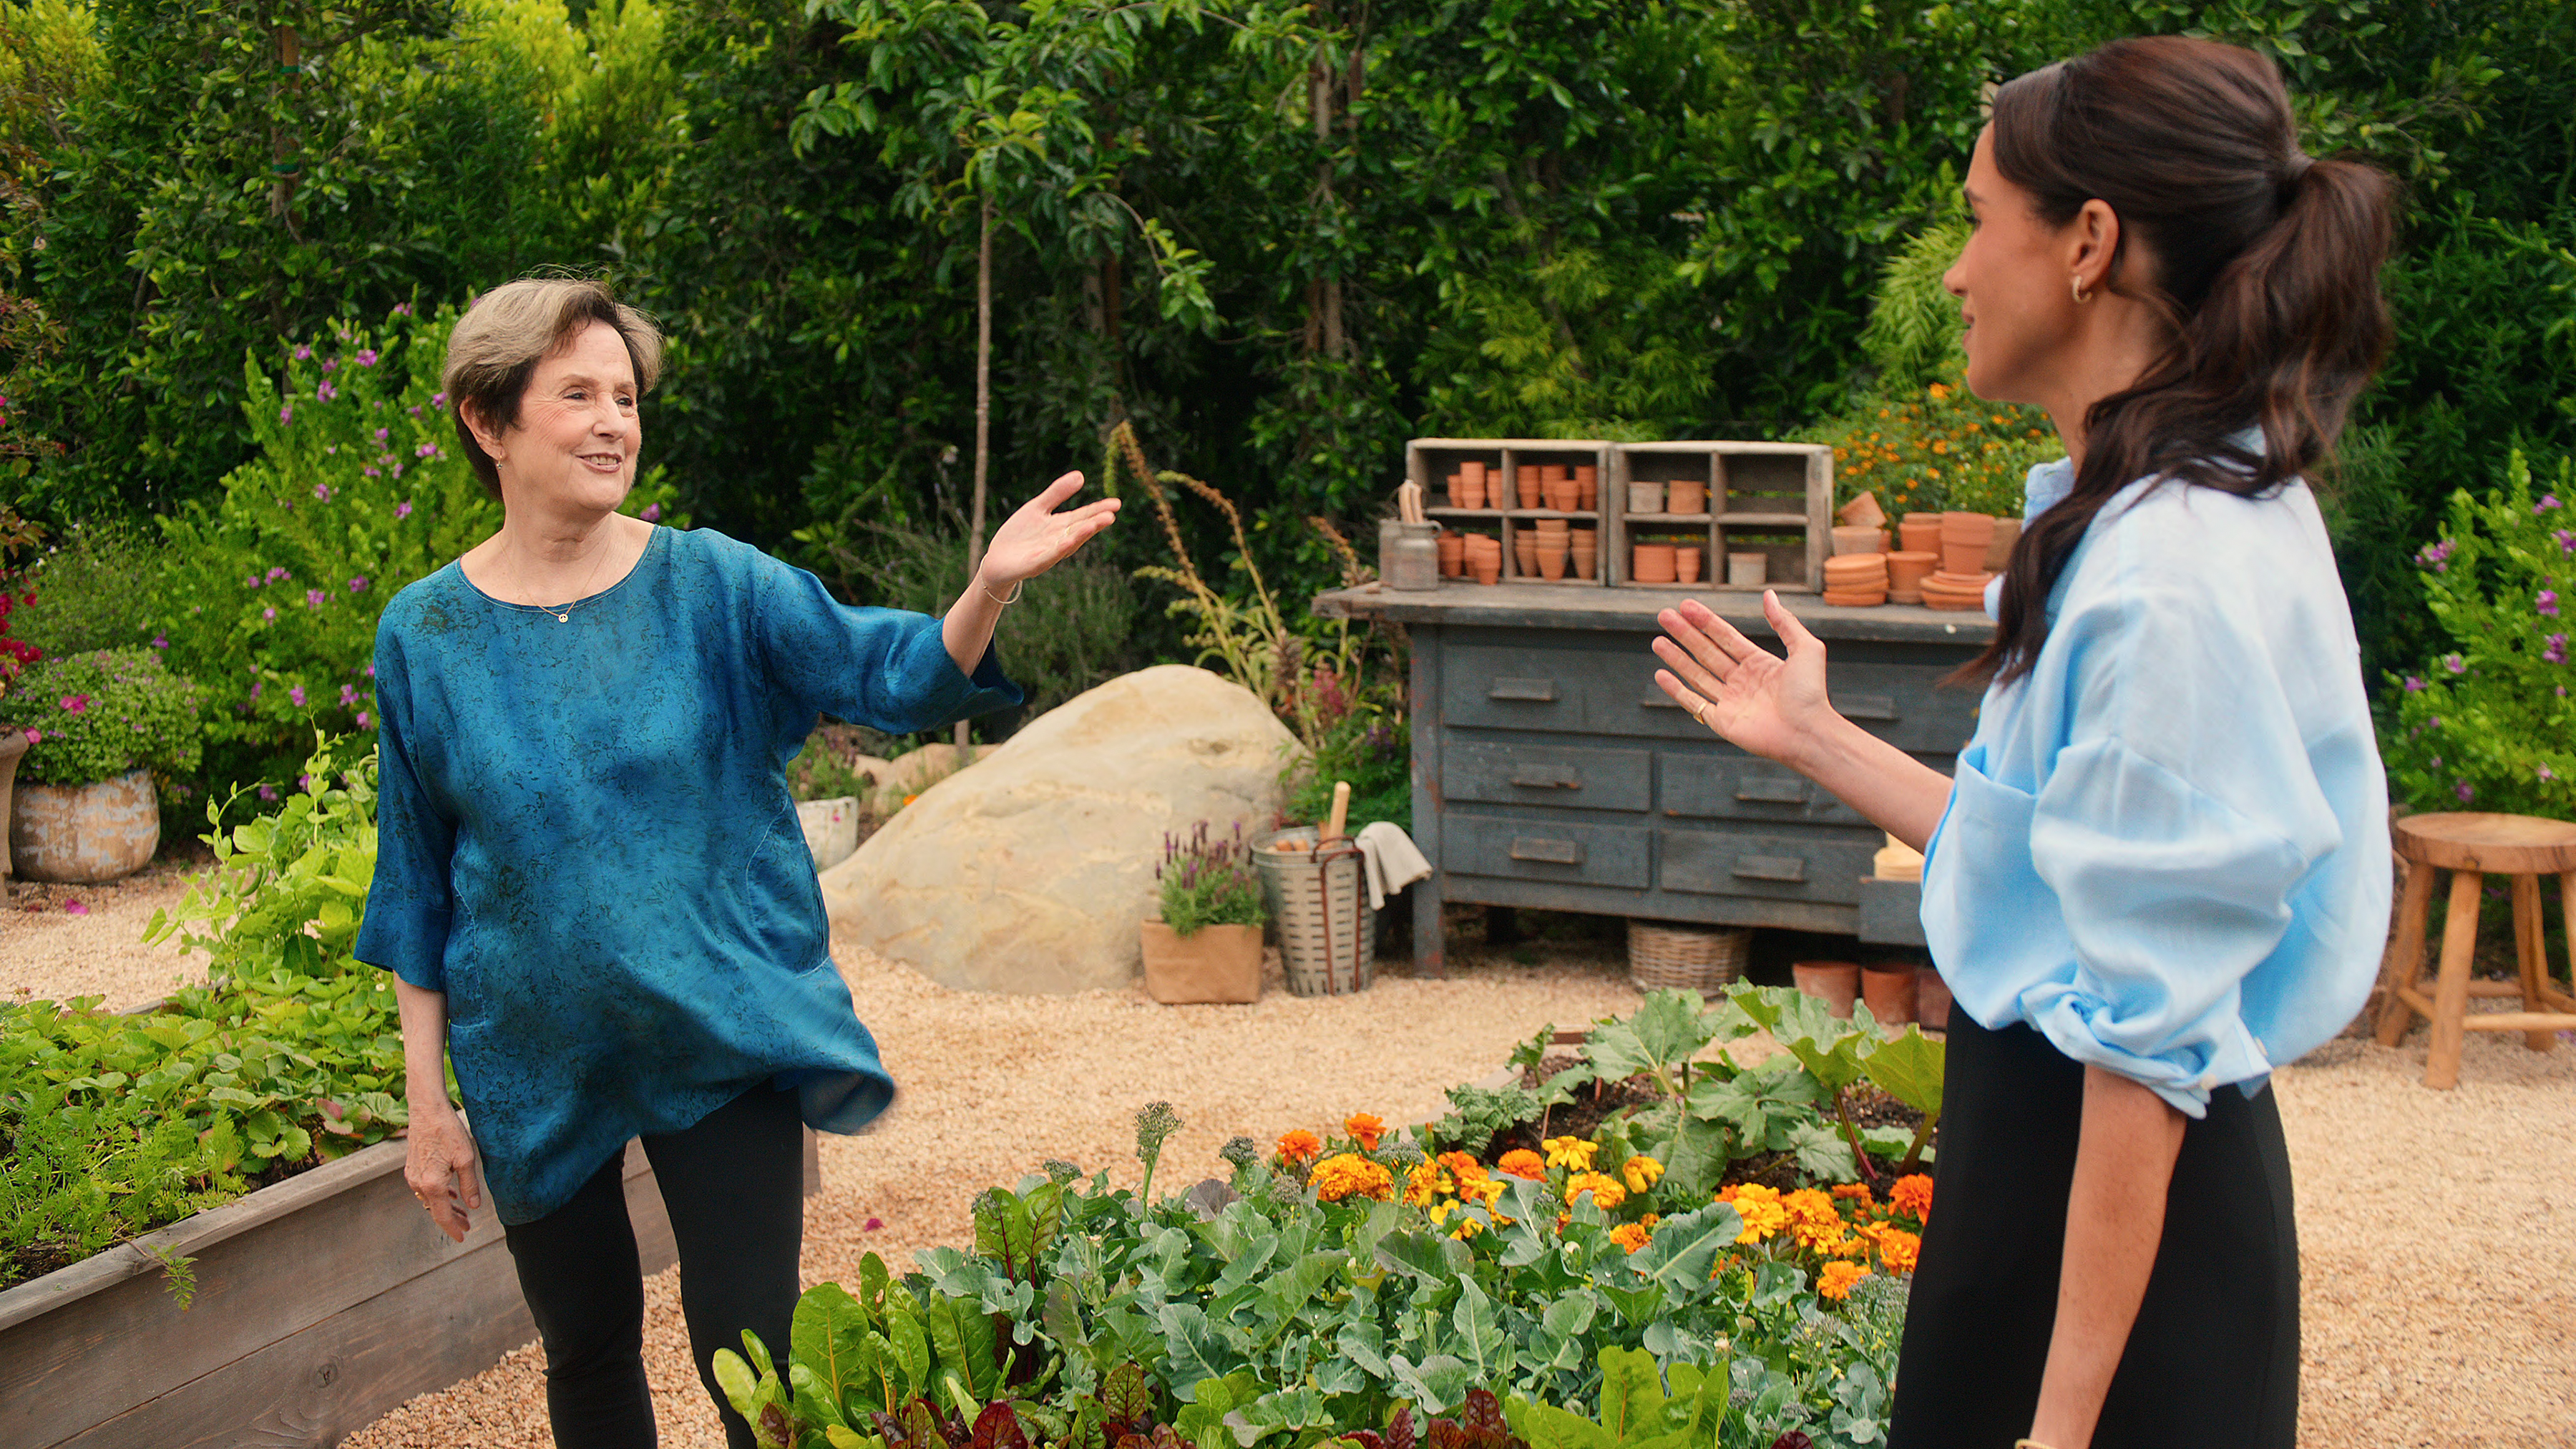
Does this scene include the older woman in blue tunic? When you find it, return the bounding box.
[356,276,1116,1449]
[1654,38,2392,1449]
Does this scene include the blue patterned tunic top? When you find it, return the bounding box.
[356,525,1019,1223]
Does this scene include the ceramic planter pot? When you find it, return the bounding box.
[1513,535,1538,577]
[1898,515,1943,555]
[1575,466,1599,510]
[0,728,26,878]
[1516,470,1543,509]
[1675,547,1703,584]
[1667,479,1707,516]
[1837,491,1887,530]
[1861,961,1918,1028]
[1537,536,1569,579]
[1437,532,1465,576]
[1456,477,1487,509]
[1830,525,1888,556]
[1884,550,1939,597]
[1985,517,2022,571]
[1916,965,1953,1030]
[1546,479,1580,512]
[1140,920,1264,1004]
[1444,473,1463,508]
[1631,543,1677,585]
[1791,960,1862,1019]
[1627,481,1667,516]
[9,767,159,884]
[1571,535,1598,580]
[1727,552,1767,587]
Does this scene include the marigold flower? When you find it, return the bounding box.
[1727,1183,1787,1243]
[1277,1129,1323,1166]
[1405,1160,1450,1207]
[1890,1174,1933,1222]
[1566,1171,1626,1211]
[1309,1153,1395,1204]
[1621,1154,1664,1194]
[1868,1224,1921,1274]
[1497,1149,1547,1181]
[1438,1150,1488,1184]
[1831,1183,1873,1204]
[1344,1113,1387,1150]
[1608,1222,1652,1254]
[1542,1136,1597,1171]
[1818,1261,1870,1301]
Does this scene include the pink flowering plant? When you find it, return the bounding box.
[153,303,686,796]
[0,647,201,788]
[2383,449,2576,818]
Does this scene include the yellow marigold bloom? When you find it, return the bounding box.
[1309,1153,1395,1204]
[1890,1174,1933,1222]
[1931,439,1949,454]
[1277,1129,1322,1165]
[1641,1212,1661,1228]
[1874,1226,1922,1274]
[1818,1261,1870,1301]
[1405,1160,1450,1207]
[1344,1113,1387,1150]
[1497,1149,1547,1181]
[1567,1171,1626,1210]
[1926,383,1950,399]
[1607,1223,1652,1254]
[1470,1174,1506,1207]
[1542,1136,1597,1170]
[1621,1154,1664,1194]
[1727,1184,1787,1243]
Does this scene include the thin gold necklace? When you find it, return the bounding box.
[507,528,620,623]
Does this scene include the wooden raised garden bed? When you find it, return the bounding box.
[0,1128,817,1448]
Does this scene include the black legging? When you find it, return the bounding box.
[500,1082,806,1449]
[1888,1010,2300,1448]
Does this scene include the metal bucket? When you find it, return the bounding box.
[1254,826,1374,996]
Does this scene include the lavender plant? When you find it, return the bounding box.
[1155,820,1266,936]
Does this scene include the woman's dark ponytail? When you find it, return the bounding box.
[1963,36,2398,688]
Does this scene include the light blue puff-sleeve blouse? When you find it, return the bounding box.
[1921,457,2391,1116]
[355,525,1021,1222]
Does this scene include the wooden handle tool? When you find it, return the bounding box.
[1324,780,1352,844]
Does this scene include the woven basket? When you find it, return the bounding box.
[1626,920,1752,994]
[1254,826,1375,996]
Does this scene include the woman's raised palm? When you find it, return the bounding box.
[980,471,1121,586]
[1651,593,1838,766]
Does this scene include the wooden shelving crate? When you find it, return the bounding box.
[1405,437,1616,586]
[1608,441,1833,591]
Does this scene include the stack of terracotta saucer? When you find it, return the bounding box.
[1821,550,1888,606]
[1884,550,1938,604]
[1918,569,1991,610]
[1632,542,1678,584]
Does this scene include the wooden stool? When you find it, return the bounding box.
[2375,811,2576,1088]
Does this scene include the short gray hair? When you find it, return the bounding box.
[441,276,664,499]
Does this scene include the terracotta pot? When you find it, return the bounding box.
[1437,532,1465,577]
[1820,588,1888,608]
[1631,542,1677,585]
[9,766,159,884]
[1571,544,1598,580]
[1455,477,1487,510]
[1471,555,1501,585]
[1916,965,1953,1031]
[1516,471,1543,509]
[1627,481,1666,516]
[1836,490,1886,530]
[1141,920,1264,1005]
[1667,479,1707,516]
[1727,552,1767,587]
[1791,960,1862,1019]
[1460,461,1488,489]
[1942,540,1991,575]
[1514,535,1538,577]
[1445,473,1463,509]
[1546,478,1581,512]
[1575,466,1599,511]
[0,728,26,879]
[1538,537,1569,579]
[1940,511,1995,549]
[1884,550,1938,596]
[1861,961,1918,1029]
[1675,546,1703,583]
[1898,514,1943,555]
[1830,525,1888,556]
[1823,555,1888,582]
[1985,516,2022,571]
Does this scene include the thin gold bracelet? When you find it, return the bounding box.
[2014,1440,2061,1449]
[980,577,1025,606]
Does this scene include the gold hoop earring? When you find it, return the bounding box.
[2071,275,2091,304]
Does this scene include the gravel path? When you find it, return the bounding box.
[9,908,2569,1446]
[2,857,208,1010]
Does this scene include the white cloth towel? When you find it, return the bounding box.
[1354,821,1433,909]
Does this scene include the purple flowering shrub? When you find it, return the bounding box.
[0,647,201,788]
[2383,449,2576,818]
[155,303,688,799]
[1155,820,1267,936]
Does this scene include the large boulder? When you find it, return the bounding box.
[821,665,1304,993]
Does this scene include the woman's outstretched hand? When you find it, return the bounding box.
[1652,592,1839,767]
[978,471,1121,587]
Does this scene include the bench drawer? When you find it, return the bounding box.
[1440,646,1643,733]
[1657,826,1878,905]
[1445,743,1652,813]
[1443,813,1652,889]
[1658,750,1870,827]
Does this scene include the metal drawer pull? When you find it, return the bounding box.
[1732,854,1807,882]
[1509,763,1579,789]
[1490,677,1558,702]
[1834,694,1897,721]
[1510,837,1584,865]
[1735,777,1810,804]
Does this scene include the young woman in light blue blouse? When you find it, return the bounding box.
[357,277,1117,1449]
[1652,37,2394,1449]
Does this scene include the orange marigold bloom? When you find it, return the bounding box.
[1727,1183,1787,1243]
[1566,1171,1627,1210]
[1309,1153,1395,1204]
[1873,1226,1922,1274]
[1277,1129,1323,1165]
[1405,1160,1450,1207]
[1831,1183,1873,1204]
[1497,1149,1547,1181]
[1344,1113,1387,1150]
[1608,1222,1652,1254]
[1818,1261,1870,1301]
[1890,1174,1933,1221]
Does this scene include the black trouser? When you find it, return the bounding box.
[501,1083,806,1449]
[1888,1010,2301,1449]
